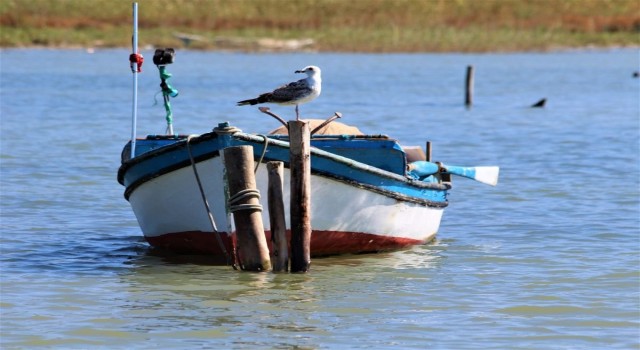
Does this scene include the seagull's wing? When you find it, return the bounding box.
[269,79,312,103]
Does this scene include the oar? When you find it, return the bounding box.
[439,163,500,186]
[408,161,500,186]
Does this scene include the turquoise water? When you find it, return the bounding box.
[1,48,639,349]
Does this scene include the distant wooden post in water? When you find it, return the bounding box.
[288,120,312,273]
[223,146,271,272]
[465,65,474,108]
[267,161,288,272]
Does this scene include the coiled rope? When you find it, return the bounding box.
[228,188,263,213]
[225,134,268,212]
[222,134,268,213]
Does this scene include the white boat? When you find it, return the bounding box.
[119,5,498,264]
[118,120,498,264]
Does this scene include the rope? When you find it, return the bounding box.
[185,135,231,265]
[228,189,263,213]
[157,66,177,135]
[229,188,261,203]
[254,134,269,174]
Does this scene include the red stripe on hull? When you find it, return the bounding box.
[145,230,426,260]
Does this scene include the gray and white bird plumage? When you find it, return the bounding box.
[237,65,322,120]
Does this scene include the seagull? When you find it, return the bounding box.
[237,65,322,120]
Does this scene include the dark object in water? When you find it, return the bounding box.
[633,71,639,78]
[531,98,546,108]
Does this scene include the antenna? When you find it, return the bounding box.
[129,2,140,158]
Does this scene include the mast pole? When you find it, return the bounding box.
[130,2,139,158]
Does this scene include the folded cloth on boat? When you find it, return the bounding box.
[269,119,364,135]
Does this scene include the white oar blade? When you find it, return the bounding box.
[473,166,500,186]
[441,164,500,186]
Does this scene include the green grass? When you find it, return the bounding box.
[1,0,638,52]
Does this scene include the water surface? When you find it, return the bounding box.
[1,48,639,349]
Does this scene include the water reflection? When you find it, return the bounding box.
[112,241,445,345]
[127,238,446,272]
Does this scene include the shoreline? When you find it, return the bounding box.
[3,0,638,55]
[2,44,638,54]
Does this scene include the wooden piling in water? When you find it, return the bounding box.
[223,146,271,272]
[267,161,288,272]
[465,65,474,107]
[288,120,311,273]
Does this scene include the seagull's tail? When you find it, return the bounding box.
[237,93,272,106]
[237,99,259,106]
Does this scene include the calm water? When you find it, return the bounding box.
[1,48,639,349]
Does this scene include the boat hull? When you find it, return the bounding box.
[128,157,444,256]
[119,128,450,260]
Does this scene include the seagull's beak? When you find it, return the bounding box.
[295,70,303,73]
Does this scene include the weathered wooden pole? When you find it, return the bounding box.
[426,141,432,162]
[223,146,271,272]
[465,65,474,108]
[267,161,288,272]
[288,120,311,273]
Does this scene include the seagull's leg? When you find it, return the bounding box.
[295,104,300,121]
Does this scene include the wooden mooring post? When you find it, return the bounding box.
[288,120,312,273]
[223,146,271,272]
[267,161,288,272]
[465,65,474,108]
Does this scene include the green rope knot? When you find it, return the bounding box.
[157,65,178,133]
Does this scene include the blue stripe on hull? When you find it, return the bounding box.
[118,131,450,206]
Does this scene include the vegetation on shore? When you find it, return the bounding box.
[1,0,638,52]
